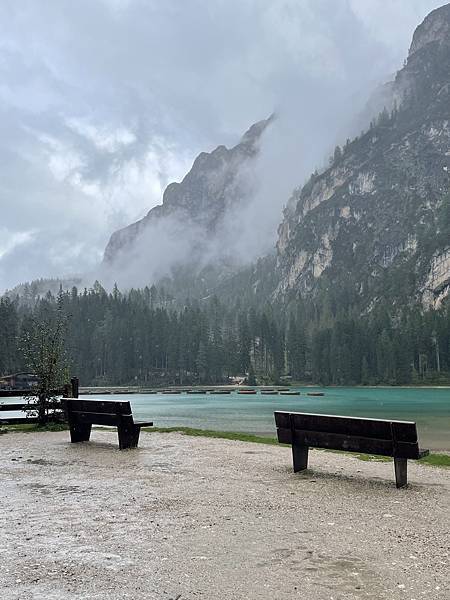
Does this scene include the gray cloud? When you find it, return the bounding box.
[0,0,445,292]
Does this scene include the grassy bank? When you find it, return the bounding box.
[0,422,68,434]
[2,423,449,468]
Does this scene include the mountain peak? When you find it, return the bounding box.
[409,2,450,56]
[102,117,273,271]
[240,114,274,146]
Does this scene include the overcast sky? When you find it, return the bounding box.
[0,0,445,292]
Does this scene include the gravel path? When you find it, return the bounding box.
[0,430,449,600]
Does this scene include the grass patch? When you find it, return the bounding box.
[0,422,68,434]
[144,426,280,446]
[419,453,450,468]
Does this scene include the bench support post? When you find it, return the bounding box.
[69,423,92,443]
[292,444,309,472]
[118,425,140,450]
[394,457,408,488]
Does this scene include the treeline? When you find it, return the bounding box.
[2,282,450,386]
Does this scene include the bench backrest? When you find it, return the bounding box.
[274,411,421,459]
[62,398,134,427]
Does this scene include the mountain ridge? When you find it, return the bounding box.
[6,5,450,313]
[103,116,273,266]
[274,2,450,310]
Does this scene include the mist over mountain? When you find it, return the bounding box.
[3,1,450,311]
[97,3,450,312]
[100,117,276,289]
[276,3,450,310]
[3,1,445,294]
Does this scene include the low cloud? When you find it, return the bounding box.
[0,0,444,292]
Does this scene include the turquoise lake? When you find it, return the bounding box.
[2,387,449,450]
[87,387,450,451]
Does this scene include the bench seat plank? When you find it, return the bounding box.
[69,411,132,426]
[275,411,418,442]
[65,399,133,414]
[277,427,425,459]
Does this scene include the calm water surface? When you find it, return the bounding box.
[2,387,449,450]
[97,387,450,451]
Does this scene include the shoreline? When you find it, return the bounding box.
[77,384,450,393]
[3,388,449,452]
[3,423,450,461]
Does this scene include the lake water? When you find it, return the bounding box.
[98,387,450,451]
[2,387,449,450]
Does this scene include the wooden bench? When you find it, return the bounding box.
[62,398,153,450]
[274,411,429,488]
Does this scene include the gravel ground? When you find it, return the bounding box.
[0,430,449,600]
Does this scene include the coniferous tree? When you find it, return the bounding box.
[20,295,68,424]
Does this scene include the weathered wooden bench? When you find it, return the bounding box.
[62,398,153,450]
[274,411,429,488]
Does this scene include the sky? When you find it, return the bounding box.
[0,0,446,292]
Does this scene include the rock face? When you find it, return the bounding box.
[275,3,450,308]
[103,118,272,266]
[423,247,450,307]
[409,3,450,56]
[102,5,450,310]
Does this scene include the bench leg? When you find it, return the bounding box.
[69,423,92,443]
[292,444,309,472]
[394,457,408,488]
[118,425,140,450]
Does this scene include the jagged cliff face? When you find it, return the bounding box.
[276,3,450,309]
[103,118,271,268]
[102,4,450,309]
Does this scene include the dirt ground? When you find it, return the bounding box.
[0,430,449,600]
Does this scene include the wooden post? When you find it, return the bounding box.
[394,458,408,488]
[118,425,140,450]
[70,423,92,443]
[290,413,309,472]
[292,444,309,472]
[71,377,79,399]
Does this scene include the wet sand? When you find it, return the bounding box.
[0,430,449,599]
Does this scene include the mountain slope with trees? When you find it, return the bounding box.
[2,282,450,386]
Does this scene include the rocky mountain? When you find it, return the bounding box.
[103,117,272,270]
[100,4,450,314]
[5,116,273,304]
[275,3,450,310]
